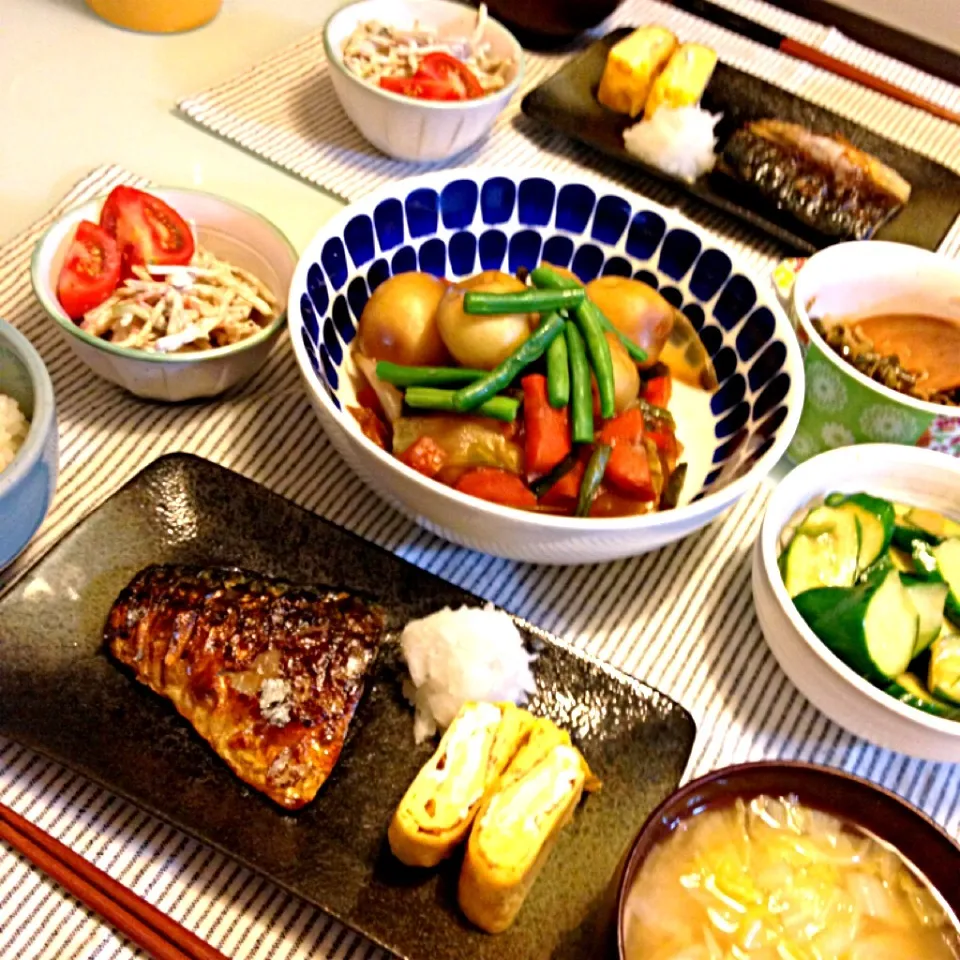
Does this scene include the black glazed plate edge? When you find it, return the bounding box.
[521,28,960,255]
[0,452,698,960]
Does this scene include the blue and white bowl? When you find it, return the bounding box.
[289,170,803,564]
[0,318,58,568]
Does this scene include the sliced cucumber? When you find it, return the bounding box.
[793,570,918,684]
[825,492,895,574]
[932,538,960,628]
[886,673,960,720]
[901,577,949,656]
[912,540,941,578]
[911,538,960,629]
[891,524,939,552]
[889,546,917,574]
[929,634,960,707]
[781,505,860,598]
[905,507,960,541]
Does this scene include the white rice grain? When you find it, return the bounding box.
[0,394,29,474]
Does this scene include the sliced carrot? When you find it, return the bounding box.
[647,427,678,460]
[356,384,382,414]
[598,407,645,446]
[644,374,672,408]
[399,436,447,478]
[522,374,572,478]
[540,460,585,508]
[456,467,537,508]
[606,444,656,500]
[349,406,388,450]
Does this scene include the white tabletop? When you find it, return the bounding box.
[3,0,958,256]
[0,0,349,253]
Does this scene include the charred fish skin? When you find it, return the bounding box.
[720,121,907,241]
[106,564,386,810]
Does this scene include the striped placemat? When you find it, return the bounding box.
[1,164,958,959]
[177,0,960,268]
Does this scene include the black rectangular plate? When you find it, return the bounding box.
[0,454,695,960]
[521,28,960,254]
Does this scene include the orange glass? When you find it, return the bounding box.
[85,0,222,33]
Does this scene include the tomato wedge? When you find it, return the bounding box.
[99,186,195,275]
[56,220,121,320]
[416,53,484,99]
[379,75,464,101]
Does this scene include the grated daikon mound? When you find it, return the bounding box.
[623,105,721,183]
[400,604,537,743]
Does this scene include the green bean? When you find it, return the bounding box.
[375,361,486,388]
[529,452,579,498]
[452,313,566,413]
[545,316,570,409]
[576,444,612,517]
[574,300,616,420]
[528,267,616,417]
[404,387,519,423]
[529,266,648,364]
[660,463,688,511]
[462,287,585,316]
[637,397,676,427]
[565,321,594,444]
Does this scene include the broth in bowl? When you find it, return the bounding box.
[622,794,959,959]
[814,312,960,407]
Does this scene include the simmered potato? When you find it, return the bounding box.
[436,271,534,370]
[605,331,641,413]
[585,276,674,367]
[358,272,449,366]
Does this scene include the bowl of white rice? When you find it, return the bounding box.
[0,317,58,569]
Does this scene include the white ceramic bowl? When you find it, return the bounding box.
[323,0,523,162]
[754,443,960,761]
[30,189,297,403]
[788,241,960,461]
[288,168,803,564]
[0,318,58,568]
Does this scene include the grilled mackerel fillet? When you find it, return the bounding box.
[106,565,385,810]
[721,119,911,240]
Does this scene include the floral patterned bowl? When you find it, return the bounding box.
[788,242,960,462]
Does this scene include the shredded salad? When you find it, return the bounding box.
[341,3,513,99]
[80,249,278,354]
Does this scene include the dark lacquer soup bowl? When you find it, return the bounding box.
[606,761,960,958]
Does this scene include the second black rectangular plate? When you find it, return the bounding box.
[522,29,960,254]
[0,454,695,960]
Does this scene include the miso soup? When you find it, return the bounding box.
[623,795,959,960]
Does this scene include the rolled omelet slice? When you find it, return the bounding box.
[458,735,597,934]
[388,702,532,868]
[597,26,678,118]
[643,43,718,118]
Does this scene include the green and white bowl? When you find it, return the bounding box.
[788,242,960,463]
[31,189,297,403]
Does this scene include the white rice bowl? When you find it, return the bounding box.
[400,604,538,742]
[0,394,30,474]
[623,105,721,183]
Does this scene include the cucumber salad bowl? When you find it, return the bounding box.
[288,169,803,564]
[755,444,960,761]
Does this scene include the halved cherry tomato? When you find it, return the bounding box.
[379,76,463,101]
[56,220,121,320]
[416,53,484,99]
[99,186,195,275]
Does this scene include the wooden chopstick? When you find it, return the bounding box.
[779,38,960,126]
[0,801,229,960]
[671,0,960,126]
